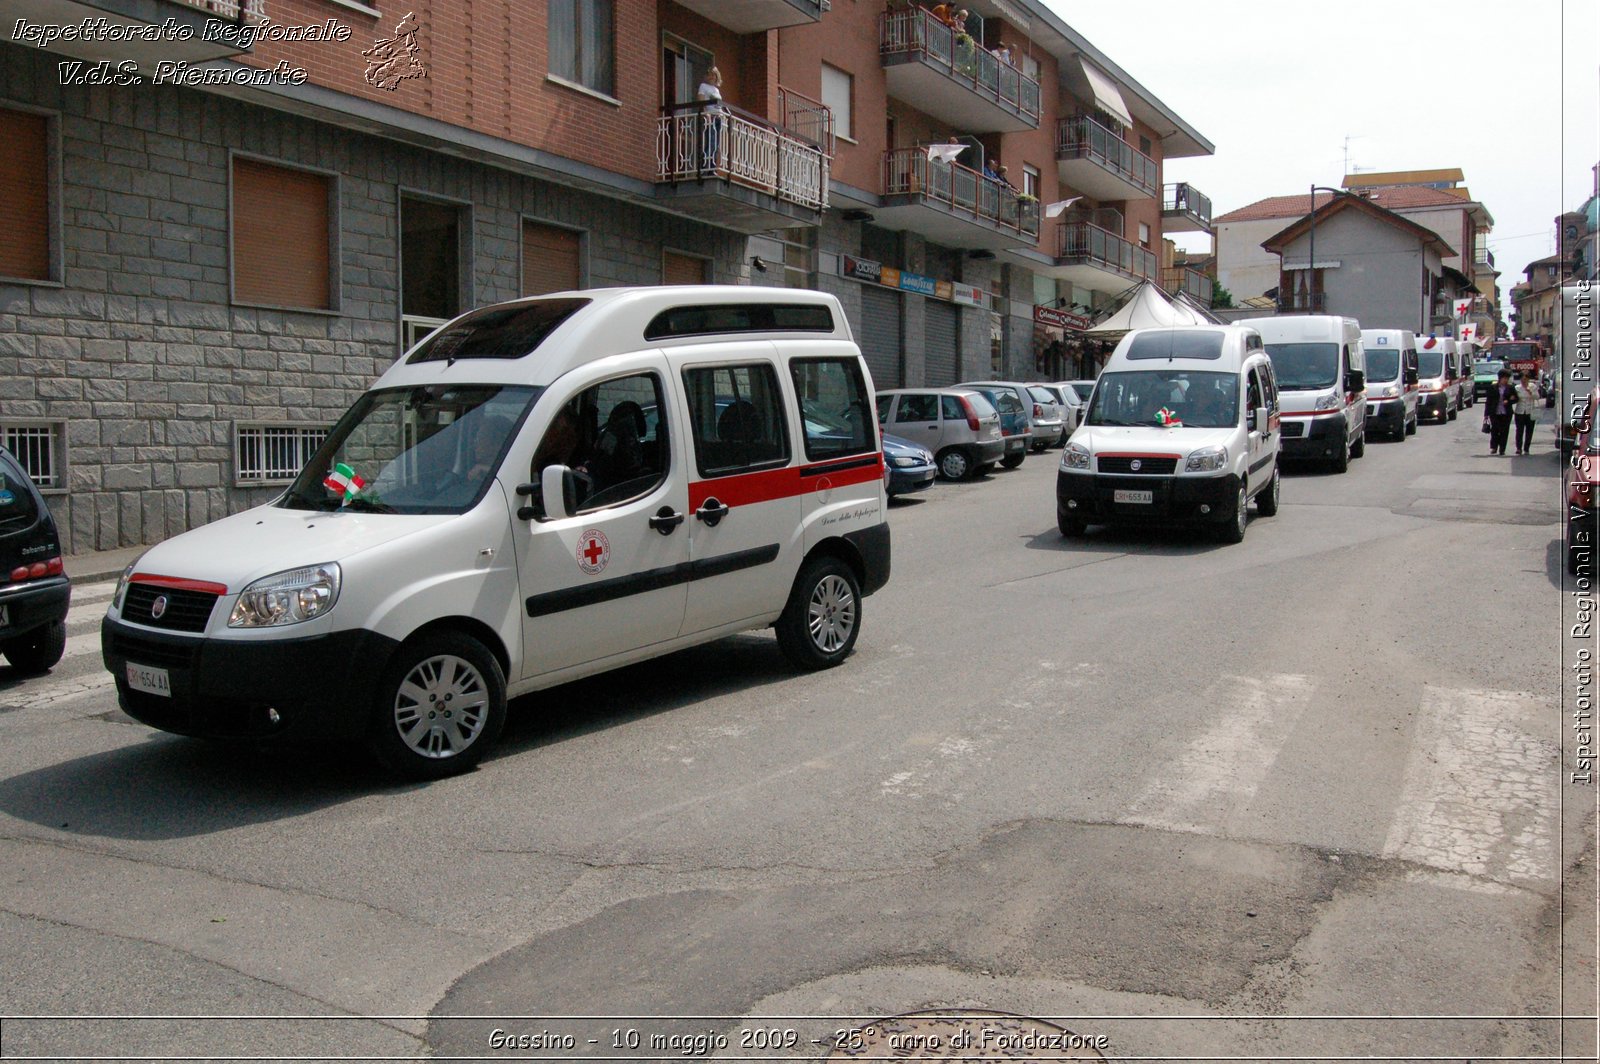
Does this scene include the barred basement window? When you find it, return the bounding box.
[235,423,329,485]
[0,420,67,493]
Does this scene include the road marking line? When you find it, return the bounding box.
[61,629,103,661]
[69,581,118,604]
[1383,684,1558,886]
[1122,673,1314,836]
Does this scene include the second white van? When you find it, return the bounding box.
[1361,328,1419,439]
[1239,315,1366,472]
[1415,335,1462,423]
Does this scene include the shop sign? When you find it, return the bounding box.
[838,255,979,306]
[1033,305,1090,331]
[842,255,881,284]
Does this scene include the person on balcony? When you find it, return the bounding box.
[697,67,725,172]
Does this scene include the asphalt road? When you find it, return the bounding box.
[0,412,1591,1063]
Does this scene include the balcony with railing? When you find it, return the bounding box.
[656,101,830,233]
[1161,182,1213,234]
[879,8,1041,134]
[1052,220,1158,292]
[8,0,265,60]
[1276,292,1327,313]
[1474,248,1496,269]
[1161,266,1214,306]
[1057,114,1159,203]
[875,148,1040,250]
[673,0,825,33]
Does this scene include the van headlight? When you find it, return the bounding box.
[228,563,341,628]
[1378,384,1399,398]
[1061,442,1090,470]
[111,559,139,613]
[1185,445,1228,472]
[1314,394,1341,410]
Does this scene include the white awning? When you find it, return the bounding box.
[1080,59,1133,128]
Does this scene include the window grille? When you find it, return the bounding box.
[0,421,65,492]
[235,423,328,484]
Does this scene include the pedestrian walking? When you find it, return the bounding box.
[1482,368,1518,456]
[1513,371,1542,455]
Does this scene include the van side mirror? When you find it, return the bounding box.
[1346,369,1364,393]
[541,465,572,520]
[1405,367,1418,386]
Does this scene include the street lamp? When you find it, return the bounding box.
[1303,184,1346,312]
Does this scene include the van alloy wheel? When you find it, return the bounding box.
[367,631,506,779]
[1256,466,1280,516]
[1218,483,1248,544]
[776,556,862,670]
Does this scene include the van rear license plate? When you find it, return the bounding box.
[126,663,171,698]
[1114,489,1153,505]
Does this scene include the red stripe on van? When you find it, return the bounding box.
[689,456,884,510]
[1279,409,1345,418]
[130,573,229,595]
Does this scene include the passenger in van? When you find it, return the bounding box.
[589,401,648,491]
[1189,383,1233,427]
[533,406,584,474]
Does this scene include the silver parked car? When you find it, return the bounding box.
[876,388,1005,480]
[959,380,1065,452]
[1035,383,1084,437]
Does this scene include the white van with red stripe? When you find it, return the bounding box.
[1238,315,1366,473]
[102,288,889,778]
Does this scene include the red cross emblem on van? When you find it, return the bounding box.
[577,530,610,575]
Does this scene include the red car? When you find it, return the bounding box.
[1566,389,1600,575]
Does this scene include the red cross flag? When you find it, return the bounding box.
[1453,298,1472,319]
[1459,322,1477,344]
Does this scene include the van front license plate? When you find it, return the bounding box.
[126,663,172,698]
[1114,489,1154,505]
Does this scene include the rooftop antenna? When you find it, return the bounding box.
[1342,134,1369,179]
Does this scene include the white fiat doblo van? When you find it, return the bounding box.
[102,288,890,778]
[1237,314,1366,472]
[1057,325,1281,544]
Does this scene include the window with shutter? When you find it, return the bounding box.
[663,250,708,286]
[232,157,332,310]
[522,221,581,296]
[0,108,52,282]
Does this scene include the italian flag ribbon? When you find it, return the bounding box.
[1157,407,1182,427]
[323,462,366,501]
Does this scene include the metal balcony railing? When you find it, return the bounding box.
[1056,221,1157,280]
[776,86,834,157]
[883,148,1040,239]
[879,8,1041,123]
[657,101,830,213]
[1057,114,1158,198]
[174,0,265,20]
[1276,292,1327,313]
[1161,267,1214,306]
[1474,248,1495,268]
[1162,182,1212,227]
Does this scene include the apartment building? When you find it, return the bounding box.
[0,0,1211,550]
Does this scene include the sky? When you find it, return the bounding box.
[1044,0,1600,299]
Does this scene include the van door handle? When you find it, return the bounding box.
[649,507,684,534]
[695,498,729,527]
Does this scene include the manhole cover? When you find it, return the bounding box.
[825,1009,1108,1061]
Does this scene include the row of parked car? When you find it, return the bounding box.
[876,379,1096,494]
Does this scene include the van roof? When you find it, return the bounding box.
[1105,325,1260,372]
[1236,315,1362,343]
[373,287,854,391]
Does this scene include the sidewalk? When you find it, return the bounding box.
[62,543,151,584]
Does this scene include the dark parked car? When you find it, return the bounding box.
[0,446,70,674]
[881,432,936,497]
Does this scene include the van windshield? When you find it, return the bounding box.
[1367,349,1401,382]
[1087,370,1238,429]
[1264,342,1338,390]
[1417,351,1445,378]
[280,384,541,514]
[1474,360,1501,376]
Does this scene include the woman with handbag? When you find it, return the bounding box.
[1513,371,1542,455]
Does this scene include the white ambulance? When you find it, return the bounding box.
[1361,328,1419,439]
[1058,325,1281,544]
[102,288,890,778]
[1415,335,1462,423]
[1238,315,1366,472]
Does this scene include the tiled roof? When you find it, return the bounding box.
[1216,185,1472,223]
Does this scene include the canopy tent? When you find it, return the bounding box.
[1172,289,1224,324]
[1083,280,1200,338]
